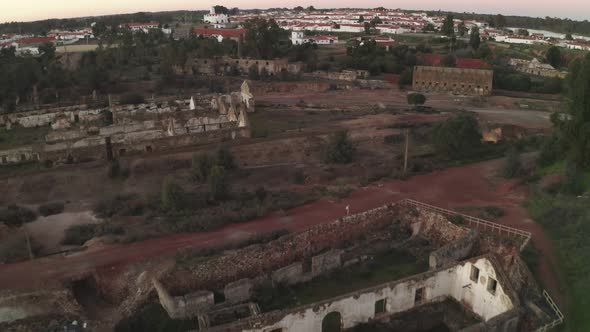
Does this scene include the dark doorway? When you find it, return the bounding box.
[322,312,342,332]
[105,137,113,161]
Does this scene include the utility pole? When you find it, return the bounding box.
[403,128,410,175]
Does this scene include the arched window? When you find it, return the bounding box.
[322,312,342,332]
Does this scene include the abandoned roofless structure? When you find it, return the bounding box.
[144,199,563,332]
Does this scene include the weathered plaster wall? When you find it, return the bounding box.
[413,66,493,96]
[238,256,516,332]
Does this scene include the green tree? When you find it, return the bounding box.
[553,54,590,168]
[213,5,229,14]
[324,129,355,164]
[432,114,482,159]
[441,54,456,67]
[517,29,529,36]
[565,33,574,40]
[422,23,435,32]
[242,18,287,59]
[546,46,562,68]
[441,15,455,36]
[191,153,212,183]
[208,165,230,201]
[161,177,185,211]
[407,93,426,106]
[358,15,365,23]
[469,27,481,50]
[494,14,506,28]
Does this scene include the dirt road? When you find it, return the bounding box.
[0,158,563,308]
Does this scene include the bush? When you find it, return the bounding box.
[108,159,130,179]
[119,93,145,105]
[191,153,212,183]
[432,113,482,160]
[323,129,355,164]
[216,147,235,170]
[62,224,97,246]
[537,136,562,167]
[161,177,186,211]
[503,147,523,178]
[94,194,144,218]
[560,162,587,195]
[0,205,37,227]
[208,166,230,202]
[38,202,64,217]
[407,93,426,106]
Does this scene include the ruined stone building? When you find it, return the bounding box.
[412,66,494,96]
[508,58,566,79]
[0,81,255,166]
[152,200,563,332]
[182,57,303,77]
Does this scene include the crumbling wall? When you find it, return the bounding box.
[0,146,39,165]
[153,280,214,319]
[224,279,254,304]
[0,289,82,324]
[311,249,343,277]
[271,262,304,285]
[430,230,478,269]
[163,204,404,293]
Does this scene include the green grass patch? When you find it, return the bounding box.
[254,249,428,311]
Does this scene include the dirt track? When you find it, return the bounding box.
[0,158,563,308]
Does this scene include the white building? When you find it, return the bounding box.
[204,7,230,27]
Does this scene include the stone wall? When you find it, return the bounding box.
[0,146,39,166]
[430,230,478,269]
[185,57,303,77]
[153,279,214,319]
[163,204,404,294]
[412,66,493,96]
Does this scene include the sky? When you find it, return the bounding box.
[1,0,589,23]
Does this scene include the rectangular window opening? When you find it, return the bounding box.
[487,277,498,295]
[470,266,480,283]
[414,287,425,305]
[374,299,387,314]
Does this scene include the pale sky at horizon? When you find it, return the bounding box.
[1,1,589,24]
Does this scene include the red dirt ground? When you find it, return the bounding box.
[0,158,563,309]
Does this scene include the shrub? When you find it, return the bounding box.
[62,224,97,246]
[38,202,65,217]
[432,113,482,159]
[560,162,586,195]
[216,146,236,170]
[108,159,130,179]
[161,177,186,211]
[191,153,212,183]
[94,194,144,218]
[407,93,426,106]
[480,206,505,220]
[323,129,355,164]
[503,147,523,178]
[119,93,145,105]
[537,136,562,167]
[0,205,37,227]
[208,166,230,202]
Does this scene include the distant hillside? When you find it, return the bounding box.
[0,10,207,34]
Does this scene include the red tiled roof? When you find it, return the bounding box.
[17,37,55,44]
[455,58,490,69]
[193,28,247,38]
[421,54,490,69]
